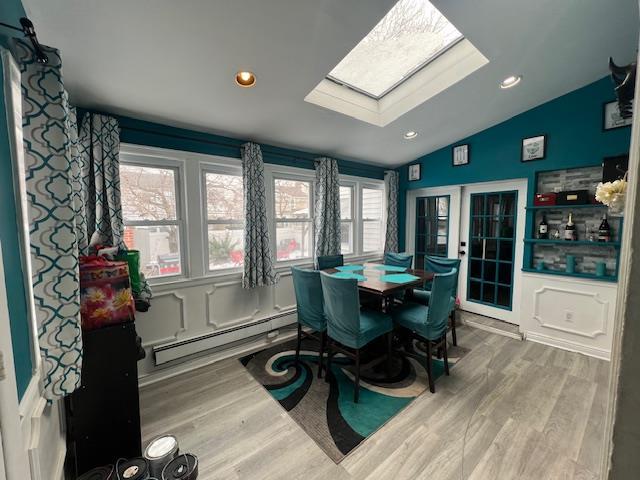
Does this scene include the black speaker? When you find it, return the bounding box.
[65,322,142,477]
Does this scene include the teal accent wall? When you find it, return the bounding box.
[1,0,33,400]
[78,111,386,180]
[398,77,632,253]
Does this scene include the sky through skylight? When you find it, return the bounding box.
[328,0,463,98]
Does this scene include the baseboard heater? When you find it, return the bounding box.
[152,310,297,366]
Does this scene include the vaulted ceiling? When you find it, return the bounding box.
[23,0,639,166]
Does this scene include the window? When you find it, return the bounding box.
[121,163,183,279]
[274,179,313,261]
[204,171,244,271]
[340,186,354,254]
[327,0,463,98]
[361,187,384,252]
[415,195,449,270]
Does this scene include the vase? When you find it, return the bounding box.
[608,193,625,216]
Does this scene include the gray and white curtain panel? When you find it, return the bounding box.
[15,40,83,399]
[384,170,399,253]
[77,113,125,253]
[241,142,279,288]
[314,157,341,258]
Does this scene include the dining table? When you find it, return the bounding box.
[321,262,434,312]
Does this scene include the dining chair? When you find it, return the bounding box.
[316,254,344,270]
[383,252,413,269]
[320,272,393,403]
[412,256,461,345]
[291,267,327,378]
[391,269,457,393]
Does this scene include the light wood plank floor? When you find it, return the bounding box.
[140,325,610,480]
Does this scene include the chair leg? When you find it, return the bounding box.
[354,348,361,403]
[295,324,302,367]
[325,343,333,383]
[386,331,393,377]
[451,309,458,346]
[425,340,435,393]
[442,335,450,376]
[318,331,327,379]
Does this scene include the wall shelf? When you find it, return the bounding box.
[525,204,607,210]
[524,239,621,248]
[522,267,617,282]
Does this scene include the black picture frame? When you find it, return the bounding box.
[603,100,633,131]
[408,163,421,181]
[452,144,470,166]
[521,134,547,162]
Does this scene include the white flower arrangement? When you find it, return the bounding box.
[595,177,627,214]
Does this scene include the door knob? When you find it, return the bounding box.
[459,251,466,256]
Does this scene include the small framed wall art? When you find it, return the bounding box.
[452,144,470,166]
[603,100,632,130]
[408,163,421,181]
[521,134,546,162]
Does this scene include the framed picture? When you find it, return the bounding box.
[408,163,421,181]
[521,135,546,162]
[603,100,633,130]
[452,144,470,166]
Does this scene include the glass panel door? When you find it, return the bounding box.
[467,191,517,309]
[415,195,449,270]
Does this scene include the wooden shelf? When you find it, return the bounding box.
[526,204,607,210]
[524,239,621,248]
[521,267,617,282]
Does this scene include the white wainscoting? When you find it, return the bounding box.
[137,256,381,383]
[520,272,618,360]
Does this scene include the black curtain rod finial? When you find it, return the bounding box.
[19,17,48,64]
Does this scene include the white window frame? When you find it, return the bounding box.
[200,164,244,275]
[339,182,356,255]
[271,171,315,265]
[359,182,386,254]
[120,152,188,284]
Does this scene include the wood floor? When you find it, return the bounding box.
[140,325,610,480]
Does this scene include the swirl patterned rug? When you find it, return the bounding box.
[240,336,470,463]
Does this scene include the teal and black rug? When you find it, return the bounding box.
[240,337,470,462]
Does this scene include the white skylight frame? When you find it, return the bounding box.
[326,0,465,100]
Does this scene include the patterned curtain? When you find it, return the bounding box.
[15,40,82,399]
[384,170,399,253]
[241,142,279,288]
[314,157,341,258]
[77,114,124,253]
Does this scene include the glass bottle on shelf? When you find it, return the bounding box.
[598,214,611,242]
[538,214,549,239]
[564,213,577,241]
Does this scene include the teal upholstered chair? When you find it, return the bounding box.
[412,256,461,345]
[392,269,457,393]
[320,272,393,403]
[316,254,344,270]
[291,267,327,378]
[384,252,413,269]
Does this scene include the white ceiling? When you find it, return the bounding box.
[23,0,639,167]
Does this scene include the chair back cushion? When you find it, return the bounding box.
[291,267,326,331]
[426,269,458,337]
[424,256,461,294]
[316,254,344,270]
[384,252,413,269]
[320,272,361,343]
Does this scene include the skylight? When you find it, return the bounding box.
[327,0,463,99]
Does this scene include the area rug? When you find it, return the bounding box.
[240,337,470,462]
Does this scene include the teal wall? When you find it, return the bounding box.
[398,77,632,251]
[0,0,33,400]
[80,111,386,180]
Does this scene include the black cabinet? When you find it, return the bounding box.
[65,322,142,477]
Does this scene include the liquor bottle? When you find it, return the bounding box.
[598,214,611,242]
[564,213,577,241]
[538,215,549,239]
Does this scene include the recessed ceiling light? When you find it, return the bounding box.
[500,75,522,89]
[235,71,256,88]
[404,131,418,140]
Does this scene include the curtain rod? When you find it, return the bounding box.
[0,17,48,64]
